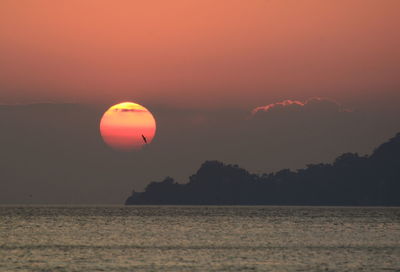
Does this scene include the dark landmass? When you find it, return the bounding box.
[126,133,400,206]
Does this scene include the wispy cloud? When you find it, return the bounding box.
[113,108,147,113]
[252,97,352,115]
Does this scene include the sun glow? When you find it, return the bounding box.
[100,102,156,151]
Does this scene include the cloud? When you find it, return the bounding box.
[113,108,147,113]
[252,97,352,115]
[1,102,397,205]
[247,97,358,157]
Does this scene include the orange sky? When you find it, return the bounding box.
[0,0,399,108]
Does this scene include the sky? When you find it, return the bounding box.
[1,0,399,108]
[0,0,399,203]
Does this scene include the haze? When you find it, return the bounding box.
[0,0,399,204]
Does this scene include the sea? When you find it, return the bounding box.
[0,206,399,272]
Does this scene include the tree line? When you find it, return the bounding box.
[126,133,400,206]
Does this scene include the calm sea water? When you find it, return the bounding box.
[0,206,399,272]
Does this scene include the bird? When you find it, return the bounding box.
[142,134,147,144]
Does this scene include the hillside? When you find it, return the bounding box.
[126,133,400,206]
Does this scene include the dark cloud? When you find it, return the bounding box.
[0,101,398,204]
[113,108,147,112]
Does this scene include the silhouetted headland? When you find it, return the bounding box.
[126,133,400,206]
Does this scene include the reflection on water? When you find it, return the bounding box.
[1,206,399,271]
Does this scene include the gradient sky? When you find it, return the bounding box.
[1,0,399,108]
[1,0,400,204]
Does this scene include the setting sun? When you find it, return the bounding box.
[100,102,156,151]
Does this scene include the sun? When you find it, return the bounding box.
[100,102,156,151]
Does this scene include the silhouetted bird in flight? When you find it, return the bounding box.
[142,134,147,144]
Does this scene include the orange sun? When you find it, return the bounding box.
[100,102,156,151]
